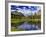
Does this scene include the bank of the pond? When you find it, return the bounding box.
[11,22,41,31]
[11,19,41,26]
[28,19,41,24]
[11,19,25,26]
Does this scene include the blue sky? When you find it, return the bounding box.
[11,5,41,16]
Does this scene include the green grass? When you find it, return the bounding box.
[28,19,41,24]
[11,18,41,26]
[11,17,41,31]
[11,18,25,27]
[11,27,25,32]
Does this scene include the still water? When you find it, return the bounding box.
[17,22,41,30]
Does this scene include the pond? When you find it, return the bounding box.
[16,22,41,31]
[11,22,41,31]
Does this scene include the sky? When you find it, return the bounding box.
[11,5,41,16]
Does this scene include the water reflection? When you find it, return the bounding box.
[17,22,41,30]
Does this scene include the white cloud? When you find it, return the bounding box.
[11,6,41,16]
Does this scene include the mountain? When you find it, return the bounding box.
[36,10,41,15]
[11,11,24,16]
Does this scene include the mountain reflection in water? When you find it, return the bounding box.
[17,22,41,30]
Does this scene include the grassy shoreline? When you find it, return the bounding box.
[11,18,41,26]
